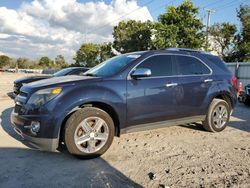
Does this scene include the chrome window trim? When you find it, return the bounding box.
[127,53,213,80]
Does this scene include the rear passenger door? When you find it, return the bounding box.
[173,55,213,117]
[127,54,179,126]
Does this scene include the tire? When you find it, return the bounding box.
[64,107,115,159]
[202,99,230,132]
[243,99,250,106]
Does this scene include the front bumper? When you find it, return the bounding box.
[7,92,16,100]
[11,110,59,151]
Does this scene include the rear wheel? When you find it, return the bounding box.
[64,107,115,158]
[202,99,230,132]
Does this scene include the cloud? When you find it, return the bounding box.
[0,50,6,55]
[0,0,152,63]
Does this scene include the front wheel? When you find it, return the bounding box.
[202,99,230,132]
[64,107,115,159]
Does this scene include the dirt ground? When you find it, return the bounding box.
[0,73,250,188]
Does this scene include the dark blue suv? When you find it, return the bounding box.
[11,48,237,158]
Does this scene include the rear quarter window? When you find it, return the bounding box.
[203,55,230,73]
[175,55,211,75]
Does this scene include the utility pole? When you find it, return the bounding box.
[205,9,215,49]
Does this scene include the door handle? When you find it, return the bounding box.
[166,83,178,87]
[204,79,213,83]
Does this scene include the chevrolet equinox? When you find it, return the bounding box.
[11,48,237,158]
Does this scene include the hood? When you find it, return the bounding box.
[14,75,52,84]
[25,75,99,89]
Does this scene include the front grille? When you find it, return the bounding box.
[13,85,19,93]
[13,83,22,94]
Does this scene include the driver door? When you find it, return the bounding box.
[126,54,179,126]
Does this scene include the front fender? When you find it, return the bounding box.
[50,80,127,138]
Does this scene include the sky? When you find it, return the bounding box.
[0,0,249,63]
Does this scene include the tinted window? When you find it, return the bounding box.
[203,55,230,73]
[69,69,82,75]
[53,68,73,77]
[85,54,141,77]
[137,55,173,77]
[175,55,210,75]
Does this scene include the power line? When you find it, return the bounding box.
[215,0,249,11]
[149,0,176,16]
[201,0,249,25]
[85,0,246,43]
[201,0,226,9]
[213,0,246,10]
[85,0,156,37]
[137,0,176,22]
[200,0,247,19]
[213,0,236,9]
[84,0,178,42]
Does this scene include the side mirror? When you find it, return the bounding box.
[131,68,151,79]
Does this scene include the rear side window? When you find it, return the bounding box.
[175,55,210,75]
[204,55,230,73]
[137,55,173,77]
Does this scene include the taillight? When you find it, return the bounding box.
[231,76,238,89]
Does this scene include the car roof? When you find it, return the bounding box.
[136,48,217,58]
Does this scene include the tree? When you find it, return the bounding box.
[38,56,54,68]
[55,55,67,68]
[152,0,205,49]
[113,20,152,53]
[99,43,115,62]
[235,5,250,62]
[0,55,11,68]
[225,4,250,62]
[7,58,17,69]
[209,22,237,60]
[16,57,32,69]
[74,43,100,67]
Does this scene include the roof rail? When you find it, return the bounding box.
[166,48,211,54]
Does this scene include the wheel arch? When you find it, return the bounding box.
[212,92,234,110]
[59,101,121,145]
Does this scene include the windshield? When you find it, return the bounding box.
[84,54,141,77]
[53,68,73,77]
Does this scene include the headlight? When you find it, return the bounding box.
[27,87,62,107]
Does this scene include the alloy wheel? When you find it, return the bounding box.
[212,105,228,129]
[74,117,109,153]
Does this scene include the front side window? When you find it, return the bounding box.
[136,55,173,77]
[175,55,210,75]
